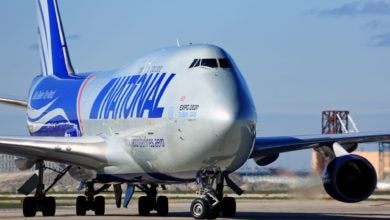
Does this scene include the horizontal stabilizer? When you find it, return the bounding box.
[0,97,27,108]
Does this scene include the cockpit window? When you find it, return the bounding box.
[189,58,230,69]
[219,58,232,68]
[201,59,218,68]
[189,59,200,68]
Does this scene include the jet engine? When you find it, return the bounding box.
[322,154,377,203]
[342,143,358,153]
[15,157,35,170]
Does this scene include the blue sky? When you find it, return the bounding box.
[0,0,389,170]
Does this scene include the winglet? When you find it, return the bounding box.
[37,0,75,78]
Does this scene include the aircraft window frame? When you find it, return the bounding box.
[189,58,231,69]
[218,58,232,68]
[189,59,198,68]
[189,59,200,68]
[201,59,218,68]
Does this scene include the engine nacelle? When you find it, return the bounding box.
[69,166,97,182]
[343,143,358,153]
[253,154,279,166]
[322,154,377,203]
[15,157,35,171]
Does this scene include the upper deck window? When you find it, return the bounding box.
[189,58,230,69]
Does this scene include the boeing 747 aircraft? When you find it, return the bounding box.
[0,0,389,219]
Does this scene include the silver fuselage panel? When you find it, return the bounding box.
[28,44,257,183]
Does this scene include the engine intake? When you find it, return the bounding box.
[322,154,377,203]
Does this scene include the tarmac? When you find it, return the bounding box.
[1,199,390,219]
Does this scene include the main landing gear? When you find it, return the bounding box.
[21,160,71,217]
[137,184,169,216]
[76,182,110,216]
[190,170,240,219]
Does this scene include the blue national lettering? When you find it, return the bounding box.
[90,73,175,119]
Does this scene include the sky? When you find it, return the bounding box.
[0,0,389,171]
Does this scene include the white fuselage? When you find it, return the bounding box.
[28,44,257,183]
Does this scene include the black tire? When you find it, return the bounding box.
[190,198,209,219]
[156,196,169,216]
[23,197,37,217]
[42,196,56,216]
[94,196,105,216]
[76,196,87,216]
[206,204,220,219]
[138,196,150,216]
[222,197,236,217]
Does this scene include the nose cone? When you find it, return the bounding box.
[178,45,257,172]
[197,67,257,172]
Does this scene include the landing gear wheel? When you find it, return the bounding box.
[76,196,87,216]
[94,196,105,216]
[156,196,169,216]
[191,198,209,219]
[207,205,220,219]
[138,196,151,216]
[221,197,236,217]
[23,197,37,217]
[42,196,56,216]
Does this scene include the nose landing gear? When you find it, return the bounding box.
[190,170,239,219]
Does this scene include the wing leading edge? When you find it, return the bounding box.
[251,131,390,158]
[0,136,107,169]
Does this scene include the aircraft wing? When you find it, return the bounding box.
[0,97,27,108]
[0,136,107,169]
[251,131,390,158]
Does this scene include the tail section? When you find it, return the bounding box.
[37,0,75,78]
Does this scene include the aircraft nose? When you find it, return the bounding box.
[200,69,257,171]
[211,69,257,131]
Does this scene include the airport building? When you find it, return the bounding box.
[0,155,17,172]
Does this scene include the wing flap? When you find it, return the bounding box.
[251,131,390,158]
[0,136,107,169]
